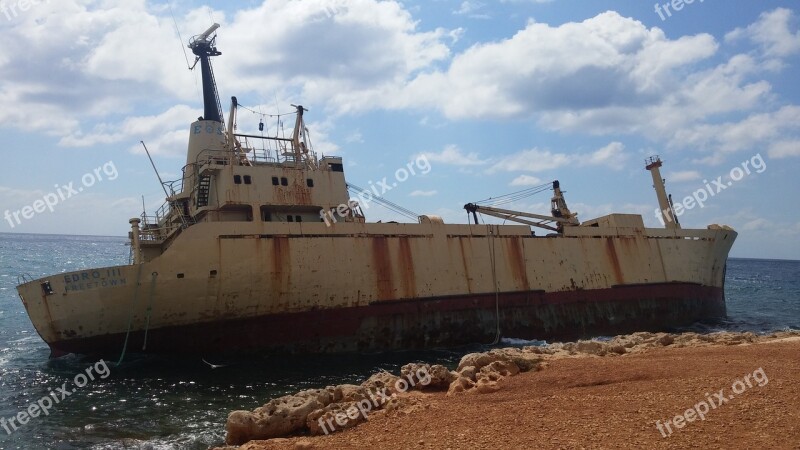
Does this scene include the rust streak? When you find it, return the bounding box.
[372,237,393,301]
[606,237,624,284]
[397,237,416,299]
[271,237,290,302]
[506,237,529,290]
[458,238,473,293]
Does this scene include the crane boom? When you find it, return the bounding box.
[464,180,580,233]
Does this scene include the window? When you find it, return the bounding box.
[41,281,54,296]
[243,175,252,185]
[234,175,242,184]
[177,273,185,279]
[329,163,344,172]
[296,215,302,222]
[272,177,279,186]
[306,179,314,188]
[261,208,272,222]
[287,215,294,222]
[280,177,288,186]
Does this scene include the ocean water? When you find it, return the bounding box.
[0,232,798,449]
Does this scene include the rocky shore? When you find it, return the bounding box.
[215,330,800,449]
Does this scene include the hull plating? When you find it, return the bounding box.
[17,221,736,356]
[45,283,723,356]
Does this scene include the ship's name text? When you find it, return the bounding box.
[64,269,126,292]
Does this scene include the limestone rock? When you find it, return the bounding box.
[400,363,457,390]
[658,334,675,346]
[447,376,475,396]
[338,384,369,402]
[307,401,370,435]
[226,387,337,445]
[475,378,500,394]
[458,365,477,381]
[457,348,542,373]
[362,371,401,395]
[480,360,520,378]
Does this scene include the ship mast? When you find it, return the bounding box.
[188,23,223,124]
[646,156,680,229]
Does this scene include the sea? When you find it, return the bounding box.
[0,232,798,449]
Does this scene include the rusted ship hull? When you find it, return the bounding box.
[43,283,724,356]
[17,220,736,357]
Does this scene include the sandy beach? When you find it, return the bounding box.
[221,333,800,450]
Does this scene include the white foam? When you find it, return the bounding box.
[500,337,548,347]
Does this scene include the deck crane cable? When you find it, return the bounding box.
[141,272,159,351]
[237,103,298,118]
[474,181,552,204]
[346,183,419,221]
[488,225,501,345]
[116,263,144,367]
[474,182,553,208]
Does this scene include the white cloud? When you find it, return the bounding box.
[454,1,490,19]
[409,190,437,197]
[768,140,800,159]
[0,0,455,145]
[666,170,702,182]
[419,144,487,166]
[399,12,722,125]
[489,148,573,173]
[0,2,797,176]
[60,105,201,157]
[509,175,543,186]
[489,142,627,173]
[585,141,626,168]
[671,106,800,163]
[726,8,800,58]
[742,217,771,231]
[345,130,364,143]
[218,0,454,116]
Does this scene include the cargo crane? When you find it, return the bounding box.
[464,180,580,233]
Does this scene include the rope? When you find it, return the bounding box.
[116,263,144,366]
[346,183,419,221]
[237,103,298,117]
[488,225,501,345]
[475,182,553,207]
[141,272,159,351]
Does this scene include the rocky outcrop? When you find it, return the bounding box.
[535,330,778,359]
[226,387,339,445]
[446,348,540,396]
[400,363,457,390]
[226,364,439,444]
[457,347,543,373]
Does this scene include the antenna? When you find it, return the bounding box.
[197,23,220,42]
[188,23,224,123]
[168,4,192,70]
[141,141,171,201]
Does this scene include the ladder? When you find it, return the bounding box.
[196,175,212,207]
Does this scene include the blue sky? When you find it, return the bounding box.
[0,0,798,259]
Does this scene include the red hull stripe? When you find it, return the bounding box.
[47,283,724,356]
